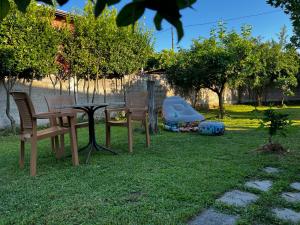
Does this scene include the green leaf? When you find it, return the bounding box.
[176,0,196,9]
[163,17,184,42]
[107,0,120,6]
[38,0,54,5]
[154,12,163,30]
[94,0,106,17]
[0,0,10,21]
[14,0,31,13]
[56,0,68,5]
[116,2,145,26]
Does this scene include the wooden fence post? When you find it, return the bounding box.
[147,80,158,134]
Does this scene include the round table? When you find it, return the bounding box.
[71,103,117,162]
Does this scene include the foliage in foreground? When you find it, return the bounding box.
[1,0,299,47]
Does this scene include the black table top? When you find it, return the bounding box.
[72,103,109,108]
[53,103,108,109]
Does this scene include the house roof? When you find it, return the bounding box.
[55,9,70,18]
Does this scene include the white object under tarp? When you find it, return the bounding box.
[162,96,205,123]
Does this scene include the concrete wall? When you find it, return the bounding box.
[0,73,169,129]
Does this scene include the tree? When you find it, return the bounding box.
[166,49,202,107]
[60,2,153,102]
[267,0,300,48]
[191,24,253,118]
[244,32,299,106]
[274,45,299,106]
[258,108,291,153]
[0,2,58,132]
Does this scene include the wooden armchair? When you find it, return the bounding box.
[10,92,79,176]
[44,95,89,151]
[105,91,150,152]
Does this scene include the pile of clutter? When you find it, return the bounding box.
[164,121,200,132]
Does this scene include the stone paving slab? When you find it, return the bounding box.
[262,167,280,174]
[189,209,239,225]
[282,192,300,203]
[272,208,300,223]
[245,180,272,192]
[290,182,300,191]
[216,190,259,207]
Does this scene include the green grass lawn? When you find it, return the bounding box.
[1,105,300,225]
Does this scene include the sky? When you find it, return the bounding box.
[59,0,294,52]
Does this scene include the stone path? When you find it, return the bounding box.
[245,180,272,192]
[188,166,300,224]
[262,167,280,174]
[272,208,300,223]
[217,190,259,207]
[189,209,239,225]
[290,182,300,191]
[281,192,300,203]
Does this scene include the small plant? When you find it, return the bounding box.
[258,108,292,153]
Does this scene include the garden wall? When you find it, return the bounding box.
[0,73,169,129]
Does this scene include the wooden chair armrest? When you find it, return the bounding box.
[59,111,76,118]
[105,108,128,113]
[127,107,148,112]
[73,109,85,114]
[33,112,59,119]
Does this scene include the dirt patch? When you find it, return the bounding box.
[257,142,289,154]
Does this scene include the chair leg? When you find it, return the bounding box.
[106,125,111,147]
[30,139,37,176]
[128,121,133,153]
[51,137,55,153]
[69,117,79,166]
[57,134,65,159]
[54,135,59,153]
[55,134,65,159]
[144,117,150,147]
[20,140,25,169]
[75,128,78,147]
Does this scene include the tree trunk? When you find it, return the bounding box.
[281,92,285,107]
[28,79,33,97]
[2,78,16,134]
[59,78,63,95]
[92,74,99,103]
[193,89,199,108]
[73,75,77,104]
[49,75,58,94]
[255,88,263,106]
[217,87,225,119]
[83,79,86,95]
[237,86,243,104]
[257,94,263,106]
[86,76,90,103]
[102,77,107,103]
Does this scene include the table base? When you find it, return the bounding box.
[79,141,117,163]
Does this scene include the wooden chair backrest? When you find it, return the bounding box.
[45,95,75,112]
[10,92,36,131]
[126,91,148,120]
[45,95,75,125]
